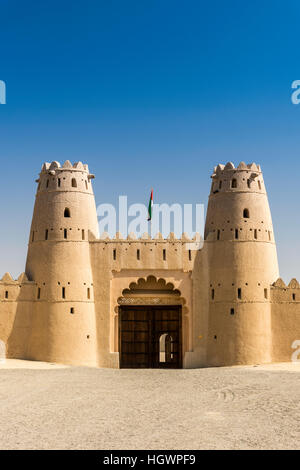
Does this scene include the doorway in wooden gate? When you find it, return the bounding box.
[119,305,182,369]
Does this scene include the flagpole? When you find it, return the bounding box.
[148,213,151,237]
[147,188,153,238]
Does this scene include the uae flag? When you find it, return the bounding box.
[147,189,153,221]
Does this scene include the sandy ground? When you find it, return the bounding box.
[0,360,299,450]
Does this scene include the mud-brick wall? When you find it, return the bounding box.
[0,273,36,358]
[271,278,300,362]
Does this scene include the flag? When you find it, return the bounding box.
[147,189,153,221]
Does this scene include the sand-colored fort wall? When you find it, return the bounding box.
[0,273,35,358]
[271,278,300,362]
[89,233,204,368]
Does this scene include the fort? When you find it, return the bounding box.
[0,160,299,368]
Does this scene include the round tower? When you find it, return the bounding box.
[205,161,279,366]
[25,160,99,366]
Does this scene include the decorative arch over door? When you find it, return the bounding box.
[117,275,183,306]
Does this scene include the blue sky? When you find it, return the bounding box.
[0,0,300,281]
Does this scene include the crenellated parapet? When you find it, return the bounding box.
[0,272,36,302]
[205,162,273,242]
[28,159,99,247]
[90,232,202,273]
[210,161,265,195]
[212,161,261,175]
[36,160,95,194]
[271,278,300,302]
[40,160,92,174]
[98,231,201,242]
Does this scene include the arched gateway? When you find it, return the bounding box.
[117,276,183,368]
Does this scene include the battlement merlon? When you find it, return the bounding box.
[95,231,202,243]
[0,272,36,285]
[211,161,262,179]
[37,160,95,180]
[272,278,300,289]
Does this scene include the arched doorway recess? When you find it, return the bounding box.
[117,276,184,368]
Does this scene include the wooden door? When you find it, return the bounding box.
[119,305,182,368]
[151,307,182,369]
[119,307,150,368]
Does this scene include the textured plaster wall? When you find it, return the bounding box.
[0,274,35,358]
[271,279,300,362]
